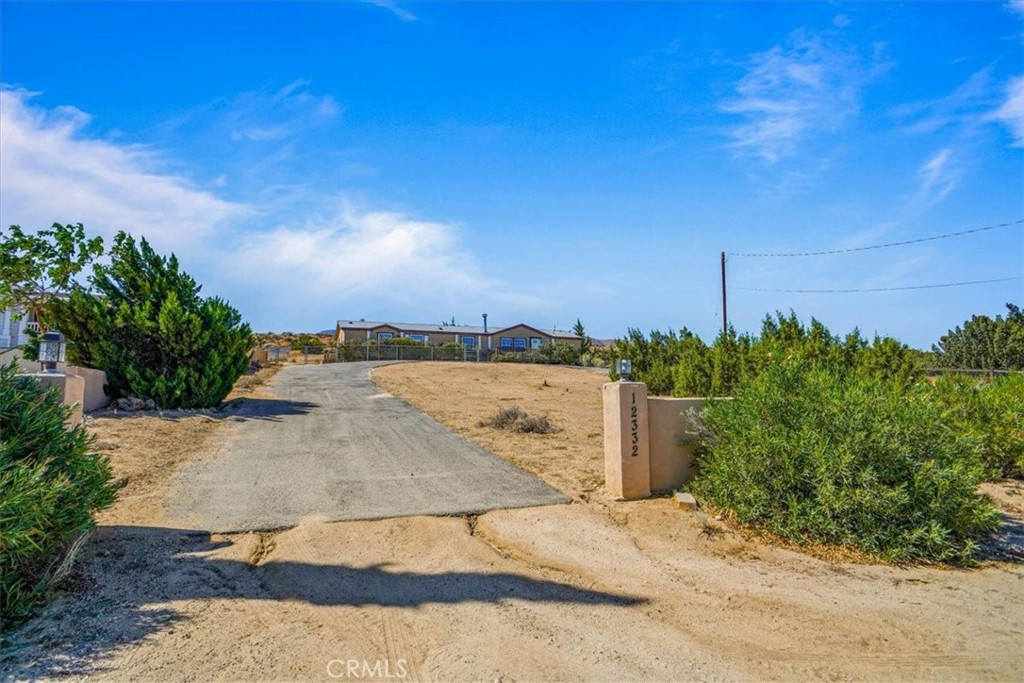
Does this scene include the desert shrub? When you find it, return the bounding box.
[0,362,117,624]
[931,373,1024,479]
[479,406,561,434]
[933,304,1024,370]
[290,334,325,351]
[534,341,581,365]
[615,313,924,397]
[50,233,253,409]
[690,360,999,564]
[492,352,524,363]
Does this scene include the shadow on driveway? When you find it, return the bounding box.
[88,397,319,423]
[1,524,645,679]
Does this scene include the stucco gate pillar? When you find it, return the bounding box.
[603,381,651,500]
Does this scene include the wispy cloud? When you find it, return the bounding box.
[167,79,341,145]
[365,0,417,22]
[719,29,875,164]
[990,75,1024,146]
[915,148,960,206]
[0,87,244,253]
[890,67,998,136]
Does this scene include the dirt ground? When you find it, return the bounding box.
[2,361,1023,682]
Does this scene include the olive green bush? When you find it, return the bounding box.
[690,360,999,564]
[1,362,116,624]
[931,373,1024,479]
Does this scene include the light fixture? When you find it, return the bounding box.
[617,358,632,381]
[38,330,66,373]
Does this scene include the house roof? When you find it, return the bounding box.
[336,319,580,340]
[337,320,488,334]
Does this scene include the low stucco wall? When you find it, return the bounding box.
[67,365,110,412]
[647,397,704,492]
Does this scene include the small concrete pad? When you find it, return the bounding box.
[672,492,699,511]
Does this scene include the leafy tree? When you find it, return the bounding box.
[0,223,103,332]
[933,304,1024,370]
[50,233,253,408]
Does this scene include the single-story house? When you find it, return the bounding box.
[0,305,40,349]
[335,319,582,351]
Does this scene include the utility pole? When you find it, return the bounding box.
[720,251,728,336]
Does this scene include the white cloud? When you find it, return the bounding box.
[719,31,868,164]
[990,75,1024,146]
[916,148,960,206]
[0,87,244,253]
[0,87,545,331]
[233,204,481,293]
[365,0,417,22]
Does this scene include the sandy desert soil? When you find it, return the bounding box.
[3,361,1022,682]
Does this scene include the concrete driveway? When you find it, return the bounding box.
[166,362,569,533]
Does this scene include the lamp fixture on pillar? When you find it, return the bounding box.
[38,330,66,373]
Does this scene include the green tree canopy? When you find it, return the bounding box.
[51,232,253,408]
[932,304,1024,370]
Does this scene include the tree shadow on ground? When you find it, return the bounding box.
[978,512,1024,564]
[0,524,645,679]
[87,397,319,424]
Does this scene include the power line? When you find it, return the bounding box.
[736,276,1022,294]
[729,218,1024,258]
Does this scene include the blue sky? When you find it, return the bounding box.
[1,1,1022,347]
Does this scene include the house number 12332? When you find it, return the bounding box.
[630,392,639,456]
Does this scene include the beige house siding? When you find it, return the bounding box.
[493,324,582,351]
[335,319,581,350]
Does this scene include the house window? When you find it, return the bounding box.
[409,334,427,342]
[530,337,543,349]
[513,338,527,350]
[377,332,394,340]
[500,337,513,349]
[461,336,475,347]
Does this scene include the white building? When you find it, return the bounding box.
[0,305,40,349]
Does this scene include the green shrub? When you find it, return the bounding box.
[931,373,1024,479]
[0,362,116,624]
[690,360,999,564]
[50,233,253,409]
[290,334,325,351]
